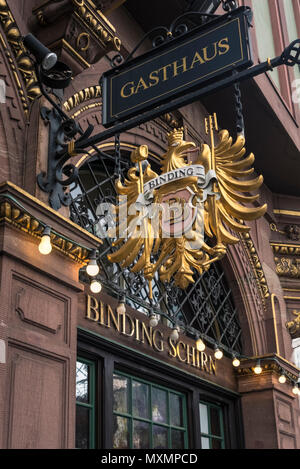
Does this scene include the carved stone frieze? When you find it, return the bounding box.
[286,310,300,338]
[236,358,299,383]
[271,243,300,279]
[274,257,300,279]
[32,0,121,74]
[241,232,270,302]
[0,197,90,264]
[0,0,40,113]
[285,225,300,241]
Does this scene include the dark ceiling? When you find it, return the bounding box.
[125,0,220,32]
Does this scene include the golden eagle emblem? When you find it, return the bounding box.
[107,114,267,297]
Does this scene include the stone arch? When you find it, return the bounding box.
[63,91,274,359]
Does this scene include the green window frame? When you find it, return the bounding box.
[76,358,96,449]
[113,372,188,449]
[199,401,225,449]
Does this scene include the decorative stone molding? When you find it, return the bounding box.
[63,85,181,128]
[271,243,300,279]
[284,225,300,241]
[32,0,121,74]
[64,85,102,111]
[241,232,270,301]
[286,310,300,338]
[0,0,40,113]
[274,257,300,279]
[236,354,299,383]
[0,197,90,264]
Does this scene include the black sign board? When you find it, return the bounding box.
[101,7,252,128]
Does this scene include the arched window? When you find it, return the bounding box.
[69,145,243,355]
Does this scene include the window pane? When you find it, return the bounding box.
[76,362,89,403]
[153,425,168,449]
[133,420,150,449]
[132,381,149,419]
[113,375,129,414]
[199,403,209,434]
[76,405,89,449]
[201,437,210,449]
[113,416,129,449]
[283,0,300,88]
[152,387,167,424]
[210,406,221,437]
[212,438,223,449]
[170,393,183,427]
[172,429,185,449]
[252,0,280,89]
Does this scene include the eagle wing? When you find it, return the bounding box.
[108,163,160,269]
[198,129,267,245]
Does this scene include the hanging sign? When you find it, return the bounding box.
[101,7,252,127]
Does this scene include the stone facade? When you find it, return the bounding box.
[0,0,299,449]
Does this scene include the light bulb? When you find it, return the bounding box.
[86,259,100,277]
[254,361,262,375]
[86,250,100,277]
[196,337,206,352]
[90,280,102,294]
[39,227,52,255]
[292,384,299,396]
[279,374,286,384]
[232,357,240,367]
[214,347,223,360]
[170,326,180,342]
[149,313,159,328]
[117,302,126,315]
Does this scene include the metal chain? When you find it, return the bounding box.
[233,80,245,136]
[114,133,122,179]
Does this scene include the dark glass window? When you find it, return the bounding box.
[76,358,96,449]
[113,372,188,449]
[199,401,225,449]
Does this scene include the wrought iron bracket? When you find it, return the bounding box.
[60,39,300,155]
[28,8,299,211]
[37,107,79,210]
[110,10,221,68]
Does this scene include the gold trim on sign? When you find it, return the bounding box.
[109,17,244,119]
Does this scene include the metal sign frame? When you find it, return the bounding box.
[101,7,252,127]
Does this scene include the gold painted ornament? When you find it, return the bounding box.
[108,114,267,296]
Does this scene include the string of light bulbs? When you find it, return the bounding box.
[252,358,300,395]
[0,193,102,294]
[38,225,103,293]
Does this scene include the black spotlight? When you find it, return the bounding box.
[40,62,73,89]
[23,34,58,71]
[23,34,73,89]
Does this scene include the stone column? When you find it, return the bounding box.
[0,182,100,449]
[236,355,300,449]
